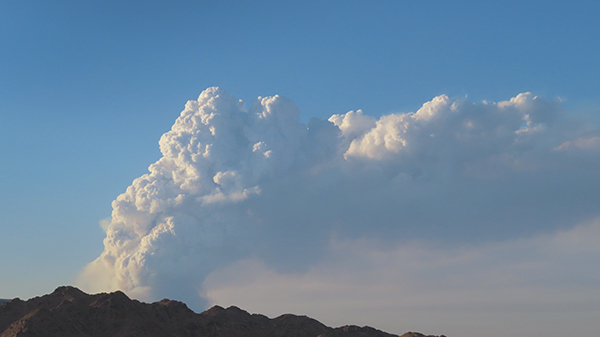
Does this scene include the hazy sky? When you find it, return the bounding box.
[1,2,600,337]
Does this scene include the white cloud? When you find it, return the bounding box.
[329,109,377,142]
[78,87,600,333]
[342,92,562,166]
[556,136,600,151]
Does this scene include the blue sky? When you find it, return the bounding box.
[2,1,600,336]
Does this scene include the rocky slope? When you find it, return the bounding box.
[0,286,444,337]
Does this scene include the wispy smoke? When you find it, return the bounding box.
[78,88,600,311]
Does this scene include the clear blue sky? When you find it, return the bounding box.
[1,1,600,336]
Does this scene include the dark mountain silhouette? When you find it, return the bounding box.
[0,301,8,306]
[0,286,444,337]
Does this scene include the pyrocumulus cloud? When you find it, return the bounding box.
[79,87,600,318]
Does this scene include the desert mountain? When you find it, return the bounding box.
[0,286,443,337]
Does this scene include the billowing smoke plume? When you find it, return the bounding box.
[79,88,600,310]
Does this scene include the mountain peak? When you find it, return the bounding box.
[51,285,86,297]
[400,333,447,337]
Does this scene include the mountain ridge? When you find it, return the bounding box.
[0,286,444,337]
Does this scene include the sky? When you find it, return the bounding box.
[1,1,600,337]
